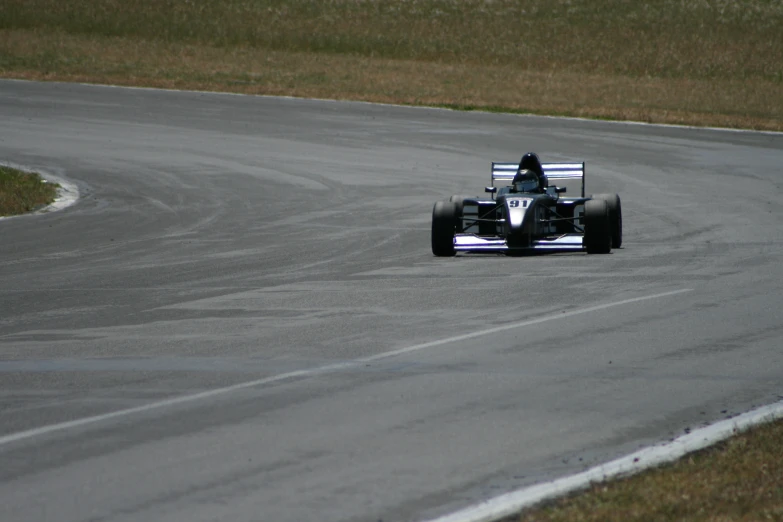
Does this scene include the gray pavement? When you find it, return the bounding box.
[1,80,782,521]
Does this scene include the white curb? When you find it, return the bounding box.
[426,400,783,522]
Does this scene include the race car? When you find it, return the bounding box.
[431,152,622,256]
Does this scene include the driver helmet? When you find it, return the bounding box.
[511,169,541,193]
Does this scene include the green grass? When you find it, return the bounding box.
[0,166,59,216]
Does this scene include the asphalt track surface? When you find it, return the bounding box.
[1,80,782,522]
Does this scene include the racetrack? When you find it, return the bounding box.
[1,80,782,522]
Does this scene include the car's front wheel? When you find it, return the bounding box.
[432,200,458,257]
[592,193,622,248]
[584,199,612,254]
[448,195,475,233]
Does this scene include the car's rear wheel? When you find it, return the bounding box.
[584,199,612,254]
[432,200,458,257]
[592,193,622,248]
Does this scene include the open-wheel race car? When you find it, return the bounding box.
[431,152,622,256]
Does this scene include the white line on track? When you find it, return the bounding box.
[0,288,691,447]
[425,400,783,522]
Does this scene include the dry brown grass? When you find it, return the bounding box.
[1,0,782,130]
[2,30,781,131]
[516,419,783,522]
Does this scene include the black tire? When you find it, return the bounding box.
[432,200,458,256]
[592,193,622,248]
[449,194,472,204]
[448,195,467,232]
[449,195,478,233]
[584,199,612,254]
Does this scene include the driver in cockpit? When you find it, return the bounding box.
[510,169,545,193]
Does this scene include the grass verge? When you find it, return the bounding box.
[0,166,59,216]
[515,418,783,521]
[1,0,781,131]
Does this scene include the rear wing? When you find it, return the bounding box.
[491,162,586,197]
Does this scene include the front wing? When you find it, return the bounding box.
[453,233,585,253]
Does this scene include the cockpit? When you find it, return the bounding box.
[510,169,545,193]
